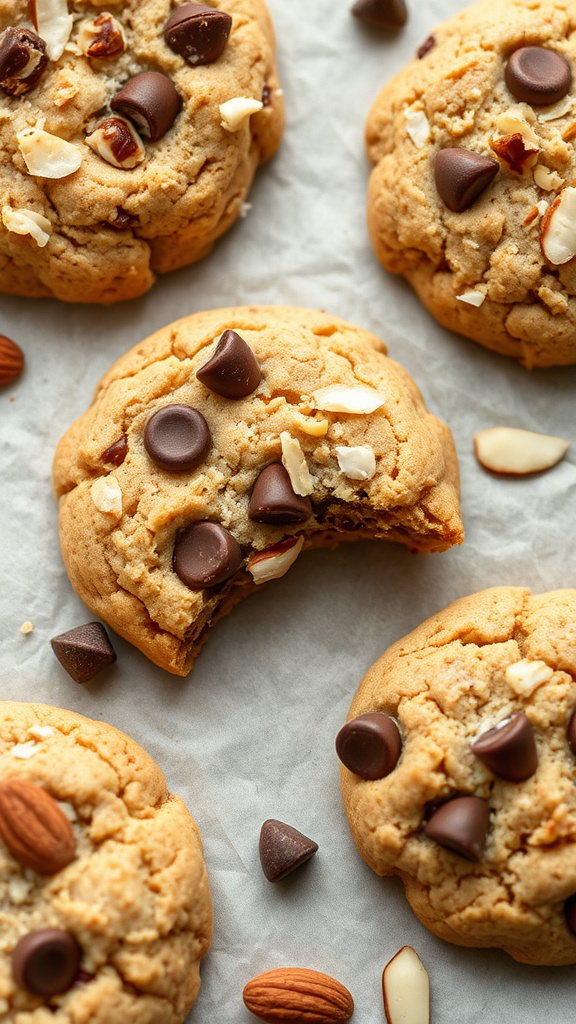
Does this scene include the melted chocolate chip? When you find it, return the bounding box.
[164,2,232,65]
[423,796,490,862]
[471,712,537,781]
[196,330,261,398]
[336,712,402,780]
[100,434,127,467]
[111,72,181,142]
[434,148,499,212]
[144,405,211,472]
[417,34,435,59]
[12,930,81,996]
[174,521,242,588]
[351,0,407,28]
[248,463,312,525]
[259,819,318,881]
[505,46,572,106]
[50,622,116,683]
[0,26,48,96]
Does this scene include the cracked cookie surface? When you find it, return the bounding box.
[52,305,463,676]
[0,701,212,1022]
[366,0,576,367]
[0,0,283,303]
[340,587,576,965]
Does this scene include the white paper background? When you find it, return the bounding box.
[2,0,576,1019]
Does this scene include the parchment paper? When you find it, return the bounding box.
[2,0,576,1020]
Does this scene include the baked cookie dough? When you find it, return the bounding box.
[366,0,576,367]
[0,0,283,303]
[52,305,463,676]
[338,587,576,965]
[0,701,212,1021]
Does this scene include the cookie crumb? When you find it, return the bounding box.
[20,621,33,635]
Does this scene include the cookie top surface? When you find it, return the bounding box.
[366,0,576,367]
[0,0,284,303]
[0,701,212,1022]
[340,587,576,965]
[52,305,463,676]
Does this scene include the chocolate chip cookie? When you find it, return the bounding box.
[0,701,212,1020]
[338,587,576,964]
[366,0,576,367]
[52,305,463,676]
[0,0,283,303]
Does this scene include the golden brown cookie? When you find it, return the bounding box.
[52,305,463,675]
[338,587,576,965]
[0,701,212,1021]
[0,0,283,303]
[366,0,576,367]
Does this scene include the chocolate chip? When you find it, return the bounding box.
[173,521,242,588]
[565,893,576,936]
[335,712,402,780]
[144,405,211,472]
[434,148,499,212]
[50,622,116,684]
[196,330,262,398]
[259,819,319,881]
[111,72,182,142]
[351,0,407,28]
[0,26,48,96]
[100,434,127,467]
[12,930,81,996]
[470,712,537,781]
[505,46,572,106]
[423,796,490,861]
[164,2,232,65]
[417,34,435,59]
[261,84,271,107]
[248,464,312,525]
[108,207,138,231]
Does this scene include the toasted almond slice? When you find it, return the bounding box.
[383,946,430,1024]
[2,205,52,247]
[34,0,73,59]
[280,432,314,496]
[474,427,569,475]
[312,384,386,414]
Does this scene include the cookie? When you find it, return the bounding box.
[366,0,576,367]
[52,305,463,676]
[338,587,576,965]
[0,701,212,1020]
[0,0,283,303]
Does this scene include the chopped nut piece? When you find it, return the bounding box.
[404,107,430,147]
[219,97,263,131]
[90,476,122,516]
[490,132,538,173]
[383,946,430,1024]
[495,110,539,145]
[11,741,38,759]
[280,432,314,496]
[335,444,377,480]
[524,205,541,226]
[506,659,554,696]
[2,205,52,247]
[16,127,82,179]
[86,116,145,169]
[8,877,33,905]
[29,725,54,738]
[312,384,386,414]
[474,427,569,474]
[562,120,576,142]
[247,536,304,584]
[292,411,328,436]
[457,289,486,307]
[19,622,33,635]
[533,164,564,191]
[540,186,576,264]
[0,26,49,96]
[77,12,126,58]
[33,0,73,60]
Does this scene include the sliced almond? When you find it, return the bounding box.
[312,384,386,414]
[383,945,430,1024]
[292,411,329,437]
[334,445,376,481]
[541,186,576,264]
[280,432,314,496]
[456,289,486,307]
[16,128,82,179]
[219,97,263,132]
[34,0,73,60]
[474,427,569,475]
[2,206,52,247]
[247,536,304,584]
[533,165,564,191]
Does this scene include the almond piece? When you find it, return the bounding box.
[0,777,76,874]
[243,967,354,1024]
[540,186,576,264]
[247,536,304,585]
[382,946,430,1024]
[474,427,569,474]
[0,334,24,385]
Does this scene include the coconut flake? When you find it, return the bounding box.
[538,96,574,122]
[2,206,52,247]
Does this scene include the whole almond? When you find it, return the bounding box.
[243,967,354,1024]
[0,777,75,873]
[0,335,24,386]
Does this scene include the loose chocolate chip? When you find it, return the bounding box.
[567,710,576,756]
[417,34,435,59]
[0,26,48,96]
[259,819,319,881]
[248,463,312,525]
[50,622,116,684]
[196,330,262,398]
[111,72,182,142]
[164,2,232,65]
[470,712,537,781]
[505,46,572,106]
[144,405,211,472]
[434,148,499,212]
[351,0,407,28]
[423,795,490,862]
[12,929,81,996]
[173,521,242,588]
[565,894,576,936]
[335,712,402,780]
[100,434,127,467]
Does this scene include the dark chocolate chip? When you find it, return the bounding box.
[111,71,182,142]
[335,712,402,780]
[12,930,81,996]
[565,893,576,936]
[248,463,312,525]
[0,26,48,96]
[505,46,572,106]
[351,0,407,28]
[417,34,435,59]
[471,712,537,781]
[100,434,127,467]
[108,207,138,230]
[423,795,490,861]
[50,622,116,684]
[261,84,271,107]
[567,710,576,756]
[164,2,232,65]
[259,819,319,882]
[173,521,242,588]
[434,148,499,212]
[196,330,261,398]
[144,404,211,472]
